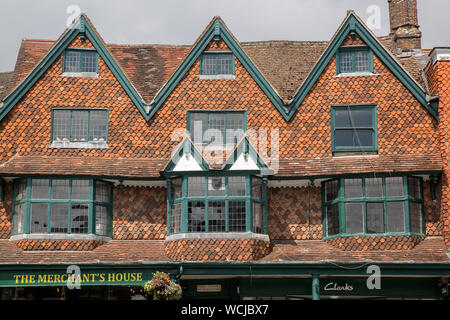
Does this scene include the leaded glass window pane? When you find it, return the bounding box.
[344,179,363,199]
[345,202,364,234]
[201,54,216,75]
[71,111,89,142]
[82,51,97,72]
[209,201,226,232]
[95,181,110,202]
[95,205,109,236]
[385,177,404,197]
[188,177,205,197]
[51,203,68,233]
[53,110,71,141]
[170,203,182,234]
[217,54,233,74]
[366,202,385,233]
[339,51,353,73]
[190,113,207,144]
[409,201,422,234]
[207,114,225,146]
[229,176,246,197]
[52,180,69,200]
[13,203,25,234]
[386,201,405,233]
[89,110,108,141]
[171,178,182,200]
[335,129,354,147]
[188,201,205,232]
[71,203,89,234]
[252,202,264,234]
[64,51,80,72]
[325,179,338,202]
[72,180,90,200]
[30,203,48,233]
[31,179,49,199]
[252,177,263,199]
[326,204,339,236]
[229,201,246,232]
[208,177,225,196]
[355,50,369,72]
[226,113,244,145]
[15,180,27,201]
[365,178,383,198]
[408,177,421,199]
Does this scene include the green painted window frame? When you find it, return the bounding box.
[167,175,267,235]
[0,179,4,202]
[62,48,99,73]
[336,46,374,74]
[11,178,113,237]
[187,110,247,146]
[321,175,425,239]
[51,108,109,143]
[331,105,378,152]
[200,52,235,75]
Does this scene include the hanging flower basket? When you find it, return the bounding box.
[143,271,182,300]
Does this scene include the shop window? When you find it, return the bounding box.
[322,176,424,238]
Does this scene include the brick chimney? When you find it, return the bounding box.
[387,0,422,53]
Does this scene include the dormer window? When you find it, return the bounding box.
[200,52,234,78]
[336,47,373,74]
[63,49,98,76]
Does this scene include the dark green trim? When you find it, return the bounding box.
[163,137,210,174]
[331,105,378,152]
[0,15,149,122]
[0,178,4,202]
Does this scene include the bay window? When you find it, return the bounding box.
[12,178,112,237]
[322,176,424,238]
[168,175,266,235]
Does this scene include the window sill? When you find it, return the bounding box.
[10,233,111,242]
[61,72,99,78]
[323,233,425,241]
[333,72,379,78]
[50,141,108,149]
[199,75,236,80]
[332,151,378,157]
[166,232,269,242]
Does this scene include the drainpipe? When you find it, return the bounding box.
[312,274,320,300]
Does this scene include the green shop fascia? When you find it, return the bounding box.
[0,262,449,300]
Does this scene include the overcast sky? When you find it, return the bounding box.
[0,0,449,72]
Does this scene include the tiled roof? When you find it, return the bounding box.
[0,153,441,179]
[262,237,450,263]
[0,71,14,100]
[2,35,429,104]
[0,237,447,264]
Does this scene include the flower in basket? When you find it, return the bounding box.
[143,271,182,300]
